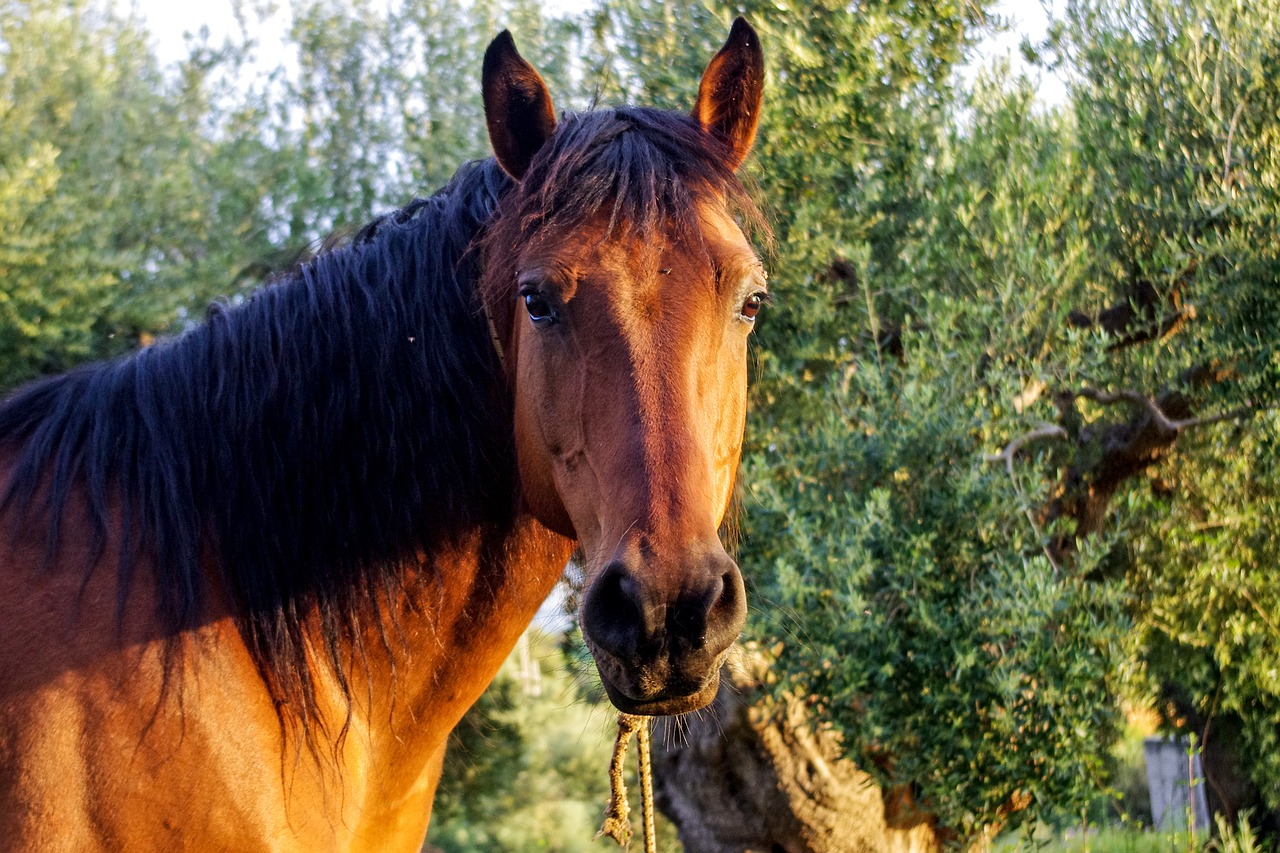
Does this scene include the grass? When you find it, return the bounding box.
[994,813,1273,853]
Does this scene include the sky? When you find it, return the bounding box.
[124,0,589,66]
[122,0,1068,107]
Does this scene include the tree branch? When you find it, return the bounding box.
[1044,389,1259,553]
[1074,387,1180,437]
[1074,388,1254,437]
[986,423,1070,573]
[985,424,1068,476]
[1171,406,1256,432]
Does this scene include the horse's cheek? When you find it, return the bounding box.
[712,347,750,516]
[512,363,578,540]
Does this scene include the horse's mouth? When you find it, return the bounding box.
[597,670,722,716]
[587,641,728,716]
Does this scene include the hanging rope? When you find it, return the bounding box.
[596,713,657,853]
[636,716,657,853]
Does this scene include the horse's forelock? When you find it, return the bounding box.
[482,107,765,279]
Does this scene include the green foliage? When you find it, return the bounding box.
[266,0,579,235]
[1057,0,1280,409]
[0,0,577,392]
[1128,414,1280,803]
[996,824,1206,853]
[1049,0,1280,816]
[428,630,682,852]
[0,0,207,387]
[702,0,1135,837]
[743,297,1127,834]
[1211,811,1277,853]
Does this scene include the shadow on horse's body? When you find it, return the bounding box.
[0,20,765,851]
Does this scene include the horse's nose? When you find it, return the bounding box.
[582,547,746,662]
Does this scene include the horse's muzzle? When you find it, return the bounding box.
[580,546,746,715]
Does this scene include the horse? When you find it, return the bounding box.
[0,17,765,852]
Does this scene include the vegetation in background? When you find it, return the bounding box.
[426,630,682,852]
[1,0,1277,845]
[586,0,1278,840]
[0,0,579,389]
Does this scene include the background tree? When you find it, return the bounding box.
[593,0,1279,846]
[0,0,579,391]
[0,0,229,387]
[1048,0,1280,826]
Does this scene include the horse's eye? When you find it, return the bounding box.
[740,292,766,321]
[521,288,558,326]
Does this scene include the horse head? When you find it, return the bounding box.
[480,19,765,716]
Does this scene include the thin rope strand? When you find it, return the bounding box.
[597,713,643,847]
[636,716,657,853]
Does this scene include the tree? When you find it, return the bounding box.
[0,0,317,390]
[0,0,202,387]
[1046,0,1280,826]
[0,0,584,394]
[595,0,1280,846]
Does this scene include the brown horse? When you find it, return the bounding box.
[0,18,764,852]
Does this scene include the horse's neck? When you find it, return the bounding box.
[342,518,573,812]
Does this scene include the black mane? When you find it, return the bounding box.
[0,105,762,747]
[0,158,515,740]
[487,107,762,254]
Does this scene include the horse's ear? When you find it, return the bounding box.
[692,17,764,172]
[483,31,557,181]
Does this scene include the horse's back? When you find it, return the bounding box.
[0,461,367,852]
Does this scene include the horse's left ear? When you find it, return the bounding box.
[483,31,557,180]
[692,17,764,172]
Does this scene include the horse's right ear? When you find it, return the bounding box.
[692,17,764,172]
[483,31,557,181]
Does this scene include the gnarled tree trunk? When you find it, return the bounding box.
[651,649,941,853]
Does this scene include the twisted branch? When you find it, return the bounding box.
[985,423,1069,475]
[1073,387,1252,437]
[990,388,1257,563]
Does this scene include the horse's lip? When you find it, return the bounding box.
[597,671,721,717]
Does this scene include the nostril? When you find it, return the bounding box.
[668,573,723,650]
[582,562,655,660]
[713,568,743,619]
[700,563,746,655]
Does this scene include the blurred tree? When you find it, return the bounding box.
[0,0,211,387]
[1048,0,1280,830]
[264,0,581,242]
[0,0,334,390]
[0,0,579,393]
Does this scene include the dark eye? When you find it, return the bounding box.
[740,292,766,321]
[520,286,558,326]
